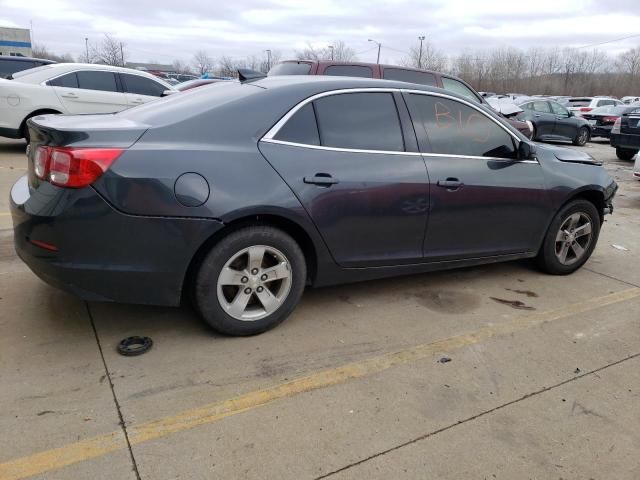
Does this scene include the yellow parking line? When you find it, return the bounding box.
[0,213,11,217]
[1,287,639,480]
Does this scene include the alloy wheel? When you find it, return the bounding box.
[554,212,593,266]
[217,245,292,321]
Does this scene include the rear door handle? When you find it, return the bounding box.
[436,178,463,190]
[534,114,542,118]
[303,173,339,186]
[61,92,78,98]
[130,98,144,104]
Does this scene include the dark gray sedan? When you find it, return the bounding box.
[11,76,617,335]
[515,98,592,146]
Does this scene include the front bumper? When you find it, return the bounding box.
[10,175,224,306]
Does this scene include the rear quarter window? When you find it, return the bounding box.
[323,65,373,78]
[268,62,312,75]
[47,72,79,88]
[273,103,320,145]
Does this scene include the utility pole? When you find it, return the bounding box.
[329,45,334,61]
[85,37,89,63]
[368,39,381,64]
[120,42,125,67]
[418,35,425,69]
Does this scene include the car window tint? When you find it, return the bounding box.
[313,92,404,151]
[382,68,436,86]
[323,65,373,78]
[597,99,616,107]
[532,101,552,113]
[121,73,166,97]
[0,59,32,77]
[441,77,481,103]
[76,71,118,92]
[550,102,568,116]
[406,94,517,159]
[268,62,312,75]
[273,103,320,145]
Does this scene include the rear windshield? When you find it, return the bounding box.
[566,98,592,107]
[268,62,312,76]
[10,64,55,79]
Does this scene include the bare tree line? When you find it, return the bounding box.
[31,35,640,95]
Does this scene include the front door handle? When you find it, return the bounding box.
[436,178,463,190]
[304,173,339,186]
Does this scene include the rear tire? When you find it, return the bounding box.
[616,147,638,161]
[572,127,589,146]
[194,226,306,336]
[536,199,600,275]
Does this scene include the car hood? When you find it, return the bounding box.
[537,144,603,166]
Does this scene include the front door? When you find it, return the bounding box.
[260,91,429,267]
[526,100,556,138]
[550,101,578,139]
[404,92,551,260]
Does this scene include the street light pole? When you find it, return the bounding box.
[418,35,425,69]
[368,39,381,64]
[84,37,89,63]
[329,45,334,61]
[265,49,272,71]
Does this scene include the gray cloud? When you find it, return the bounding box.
[2,0,639,63]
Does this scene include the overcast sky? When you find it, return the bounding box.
[1,0,639,64]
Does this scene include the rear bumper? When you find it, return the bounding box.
[590,126,612,138]
[610,133,640,150]
[10,175,224,306]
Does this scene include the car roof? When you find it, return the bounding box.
[11,62,174,88]
[251,74,444,93]
[0,55,55,63]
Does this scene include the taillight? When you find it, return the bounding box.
[611,118,621,134]
[602,116,619,123]
[580,107,592,112]
[33,146,123,188]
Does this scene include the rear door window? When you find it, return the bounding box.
[47,72,79,88]
[273,103,320,145]
[441,77,481,103]
[406,94,517,159]
[382,68,437,86]
[76,71,119,92]
[323,65,373,78]
[121,73,166,97]
[313,92,404,151]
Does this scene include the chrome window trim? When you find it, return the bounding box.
[261,138,539,164]
[261,87,538,164]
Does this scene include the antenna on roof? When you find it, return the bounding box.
[238,69,266,83]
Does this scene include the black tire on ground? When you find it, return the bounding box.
[194,226,306,336]
[616,147,638,161]
[572,127,589,146]
[536,199,601,275]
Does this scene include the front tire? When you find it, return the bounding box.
[536,199,600,275]
[572,127,589,146]
[194,226,306,336]
[616,147,638,161]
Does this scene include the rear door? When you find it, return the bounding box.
[404,92,550,259]
[53,70,127,114]
[260,90,429,267]
[119,73,168,107]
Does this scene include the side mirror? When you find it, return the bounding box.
[162,90,178,97]
[518,141,536,160]
[567,110,573,117]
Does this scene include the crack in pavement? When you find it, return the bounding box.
[315,351,640,479]
[584,266,640,289]
[86,302,142,480]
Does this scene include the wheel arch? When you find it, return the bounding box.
[20,108,63,137]
[181,212,320,304]
[562,187,606,223]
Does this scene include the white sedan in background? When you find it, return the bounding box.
[634,155,640,180]
[0,63,175,142]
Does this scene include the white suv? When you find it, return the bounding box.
[564,97,623,117]
[0,63,175,141]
